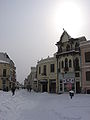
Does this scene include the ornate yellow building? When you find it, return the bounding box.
[37,56,57,93]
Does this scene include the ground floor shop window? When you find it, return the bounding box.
[49,83,56,93]
[64,83,74,92]
[87,89,90,94]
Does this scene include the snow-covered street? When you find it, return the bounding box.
[0,89,90,120]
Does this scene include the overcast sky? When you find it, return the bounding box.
[0,0,90,83]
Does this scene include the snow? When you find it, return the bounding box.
[0,89,90,120]
[0,60,9,64]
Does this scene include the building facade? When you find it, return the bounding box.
[0,52,16,91]
[24,78,28,89]
[56,30,86,93]
[80,41,90,93]
[24,67,37,91]
[36,30,90,94]
[37,56,57,93]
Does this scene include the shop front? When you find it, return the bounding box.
[63,78,75,92]
[39,79,48,92]
[49,79,56,93]
[59,72,75,93]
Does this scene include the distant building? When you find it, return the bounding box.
[24,67,37,91]
[80,41,90,93]
[0,52,16,91]
[24,78,28,89]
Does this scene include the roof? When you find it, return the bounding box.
[56,30,71,45]
[56,30,87,46]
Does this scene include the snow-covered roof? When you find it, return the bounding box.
[0,60,9,64]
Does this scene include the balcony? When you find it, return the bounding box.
[57,48,80,56]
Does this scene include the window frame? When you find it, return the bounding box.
[85,52,90,62]
[86,71,90,81]
[50,64,55,73]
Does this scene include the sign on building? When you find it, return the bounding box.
[63,78,74,83]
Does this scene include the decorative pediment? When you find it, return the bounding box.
[60,30,71,43]
[56,29,71,46]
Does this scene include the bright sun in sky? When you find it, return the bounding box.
[54,1,84,36]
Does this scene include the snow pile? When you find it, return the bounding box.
[0,89,90,120]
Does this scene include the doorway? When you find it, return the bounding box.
[76,82,81,93]
[42,83,47,92]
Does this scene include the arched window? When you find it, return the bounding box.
[69,59,72,67]
[75,42,79,50]
[62,61,64,68]
[75,58,79,66]
[58,62,60,72]
[66,44,70,51]
[64,58,69,72]
[74,57,80,71]
[65,58,68,68]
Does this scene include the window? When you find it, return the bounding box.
[66,44,70,51]
[58,62,60,72]
[75,42,79,50]
[50,64,55,73]
[65,58,68,68]
[75,72,80,77]
[85,52,90,62]
[3,69,6,77]
[43,65,46,75]
[62,61,64,68]
[64,58,69,72]
[69,59,72,67]
[2,79,6,84]
[86,71,90,81]
[74,58,80,71]
[39,67,41,74]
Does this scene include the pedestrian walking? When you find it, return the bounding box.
[11,84,16,96]
[69,90,74,99]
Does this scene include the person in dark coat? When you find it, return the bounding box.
[11,84,16,96]
[69,90,74,99]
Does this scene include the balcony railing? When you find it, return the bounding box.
[57,48,80,54]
